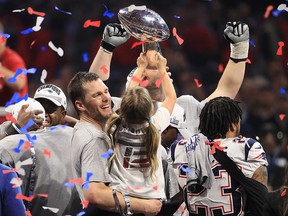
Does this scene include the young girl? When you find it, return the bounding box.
[107,51,176,203]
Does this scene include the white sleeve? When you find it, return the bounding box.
[152,107,170,133]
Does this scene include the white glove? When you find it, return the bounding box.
[101,23,130,53]
[224,21,249,62]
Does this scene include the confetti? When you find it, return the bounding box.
[101,148,114,158]
[103,4,114,18]
[0,32,10,39]
[27,7,46,17]
[276,41,284,55]
[278,3,288,12]
[100,65,108,74]
[14,139,25,153]
[172,27,184,45]
[194,79,202,88]
[2,169,16,174]
[25,210,32,216]
[174,15,181,19]
[20,119,35,133]
[249,40,256,47]
[131,76,149,87]
[83,172,93,189]
[153,185,158,190]
[50,124,67,131]
[272,10,282,17]
[155,73,165,88]
[205,140,224,154]
[54,6,72,15]
[43,149,51,158]
[10,177,23,188]
[280,87,286,94]
[264,5,274,18]
[131,40,147,49]
[180,165,192,174]
[42,206,59,213]
[246,59,251,64]
[21,28,34,35]
[279,114,286,120]
[30,40,36,48]
[48,41,64,57]
[12,8,25,13]
[8,68,23,83]
[32,16,44,32]
[80,200,89,208]
[25,134,37,145]
[5,112,16,123]
[76,211,86,216]
[5,92,28,107]
[40,69,47,83]
[69,177,84,185]
[82,52,89,62]
[218,64,224,73]
[23,141,31,151]
[127,5,146,12]
[83,20,101,28]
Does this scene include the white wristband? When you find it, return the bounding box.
[230,40,249,61]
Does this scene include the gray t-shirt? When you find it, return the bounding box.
[71,122,111,201]
[0,126,74,216]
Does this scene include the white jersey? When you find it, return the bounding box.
[185,137,268,216]
[109,107,170,199]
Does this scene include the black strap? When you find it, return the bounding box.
[213,149,268,216]
[24,146,36,210]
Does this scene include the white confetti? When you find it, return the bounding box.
[12,8,25,13]
[40,69,47,83]
[32,16,44,32]
[42,206,59,213]
[127,5,147,12]
[48,41,64,57]
[10,177,23,188]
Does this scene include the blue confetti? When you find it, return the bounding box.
[23,68,37,75]
[83,172,93,190]
[20,119,35,133]
[180,165,193,175]
[55,6,72,15]
[8,68,22,83]
[5,93,28,107]
[82,52,89,62]
[0,32,10,39]
[76,211,86,216]
[41,46,46,51]
[25,134,37,145]
[280,87,286,94]
[101,148,114,159]
[249,40,256,48]
[14,139,25,153]
[64,182,75,188]
[103,4,114,18]
[174,15,181,19]
[50,124,67,131]
[21,28,34,35]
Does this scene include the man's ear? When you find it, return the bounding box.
[75,100,85,112]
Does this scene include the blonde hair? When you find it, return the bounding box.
[107,86,159,177]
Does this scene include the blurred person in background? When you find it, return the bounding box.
[0,21,27,122]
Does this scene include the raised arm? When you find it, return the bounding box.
[89,23,130,81]
[208,21,249,100]
[156,53,176,114]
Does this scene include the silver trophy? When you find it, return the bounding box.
[118,5,170,53]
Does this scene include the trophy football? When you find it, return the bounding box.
[118,5,170,53]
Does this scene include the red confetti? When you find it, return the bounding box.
[264,5,274,19]
[179,204,185,212]
[281,189,287,197]
[218,64,224,73]
[16,194,35,202]
[5,112,16,123]
[80,200,89,208]
[25,210,32,216]
[246,58,251,64]
[153,185,158,190]
[2,169,16,174]
[131,40,147,49]
[131,76,149,87]
[172,27,184,45]
[43,149,51,158]
[100,65,108,74]
[23,141,31,151]
[194,79,202,88]
[279,114,286,120]
[30,40,36,48]
[276,41,285,56]
[27,7,46,16]
[69,177,83,185]
[83,20,101,28]
[0,36,6,44]
[155,73,165,88]
[205,140,224,154]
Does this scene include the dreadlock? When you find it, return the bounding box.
[199,96,242,140]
